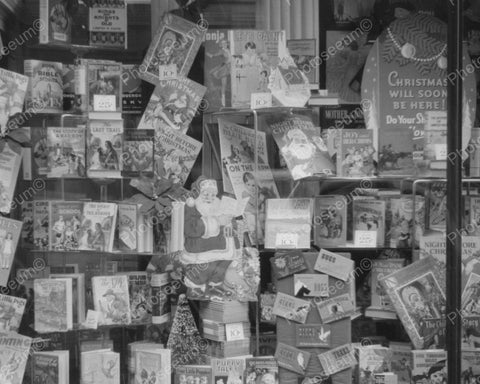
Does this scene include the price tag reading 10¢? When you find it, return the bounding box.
[159,64,178,80]
[275,233,299,249]
[93,95,116,112]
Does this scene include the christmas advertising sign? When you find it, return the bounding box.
[362,13,476,176]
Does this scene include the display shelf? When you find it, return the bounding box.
[25,249,154,256]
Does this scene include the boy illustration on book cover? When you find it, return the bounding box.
[180,177,259,301]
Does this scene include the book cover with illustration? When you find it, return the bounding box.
[0,217,22,287]
[293,274,329,298]
[48,201,83,251]
[62,63,76,112]
[121,64,144,114]
[87,62,122,113]
[89,0,127,49]
[0,68,29,134]
[204,29,232,111]
[226,162,279,245]
[388,195,426,248]
[47,126,86,178]
[357,345,393,383]
[337,129,375,177]
[461,349,480,384]
[366,258,405,319]
[229,29,287,108]
[135,349,170,384]
[381,256,446,349]
[81,350,120,384]
[271,250,308,280]
[33,200,50,250]
[151,273,171,325]
[218,118,269,194]
[87,116,123,178]
[315,293,356,323]
[245,357,278,384]
[140,12,206,84]
[0,141,22,214]
[264,198,312,249]
[30,126,49,179]
[155,128,203,185]
[211,358,246,384]
[24,60,63,113]
[80,202,117,252]
[411,350,447,384]
[0,294,26,333]
[50,272,86,325]
[313,195,348,248]
[352,199,386,246]
[32,350,69,384]
[325,30,370,104]
[122,271,151,325]
[138,78,206,134]
[428,182,447,232]
[287,38,318,89]
[389,342,412,384]
[122,129,154,177]
[34,278,73,333]
[175,365,212,384]
[92,275,131,325]
[0,332,32,384]
[117,203,139,251]
[39,0,72,44]
[269,113,335,179]
[20,200,34,248]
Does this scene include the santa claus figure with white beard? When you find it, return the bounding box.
[281,128,320,179]
[180,177,242,299]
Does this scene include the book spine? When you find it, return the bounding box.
[170,202,184,252]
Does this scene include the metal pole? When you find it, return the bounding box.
[446,0,463,382]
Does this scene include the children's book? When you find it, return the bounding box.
[381,257,446,349]
[89,0,127,49]
[79,202,117,252]
[34,278,73,333]
[313,195,348,248]
[39,0,72,44]
[0,332,32,384]
[24,60,63,113]
[92,275,131,325]
[81,349,120,384]
[337,129,375,177]
[140,12,206,84]
[0,217,22,287]
[122,129,154,177]
[87,114,123,179]
[269,113,335,179]
[32,350,69,384]
[154,128,203,185]
[0,294,26,332]
[49,201,83,251]
[47,126,86,178]
[33,200,50,250]
[137,78,206,134]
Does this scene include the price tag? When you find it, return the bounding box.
[83,310,99,329]
[434,144,447,160]
[225,323,245,341]
[354,230,377,248]
[93,95,116,112]
[318,89,329,97]
[159,64,178,80]
[251,92,272,109]
[275,233,299,249]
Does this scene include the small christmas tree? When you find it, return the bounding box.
[166,294,209,367]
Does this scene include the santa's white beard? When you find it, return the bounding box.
[288,143,315,160]
[196,198,221,217]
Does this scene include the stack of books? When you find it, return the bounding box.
[200,301,251,358]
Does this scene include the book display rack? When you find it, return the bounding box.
[0,0,473,383]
